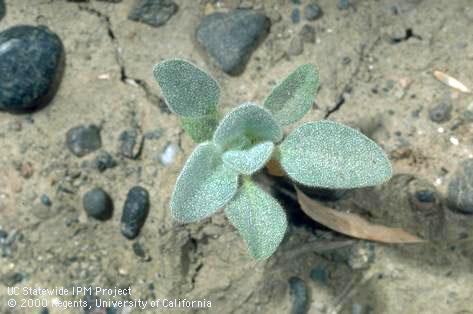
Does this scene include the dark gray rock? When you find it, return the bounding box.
[0,0,5,21]
[429,101,452,123]
[121,186,150,239]
[94,151,117,172]
[83,187,113,220]
[196,10,270,74]
[119,128,144,159]
[303,3,322,21]
[0,25,64,112]
[128,0,178,27]
[66,124,102,157]
[299,24,315,43]
[291,8,301,23]
[288,277,308,314]
[448,159,473,214]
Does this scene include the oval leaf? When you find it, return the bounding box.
[213,103,283,149]
[171,142,239,223]
[279,121,392,189]
[181,112,219,143]
[264,64,320,126]
[153,59,220,117]
[225,179,287,260]
[223,141,274,175]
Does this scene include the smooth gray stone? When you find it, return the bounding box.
[196,10,270,75]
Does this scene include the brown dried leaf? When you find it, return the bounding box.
[266,159,286,177]
[433,70,471,93]
[296,188,424,244]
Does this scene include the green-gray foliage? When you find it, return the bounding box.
[154,59,220,142]
[222,141,274,175]
[171,142,239,223]
[225,179,287,260]
[153,59,393,260]
[213,103,283,149]
[279,121,393,189]
[264,64,319,126]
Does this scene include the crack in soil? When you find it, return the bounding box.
[77,4,167,112]
[325,36,381,118]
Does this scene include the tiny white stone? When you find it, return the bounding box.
[434,178,442,186]
[437,127,444,133]
[160,143,178,166]
[449,137,459,145]
[97,73,110,80]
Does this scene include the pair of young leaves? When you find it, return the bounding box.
[154,59,392,260]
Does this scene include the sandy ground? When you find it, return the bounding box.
[1,0,473,313]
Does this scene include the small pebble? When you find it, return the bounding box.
[291,8,301,24]
[0,271,26,286]
[310,266,327,284]
[288,36,304,56]
[288,277,308,314]
[121,186,150,239]
[128,0,178,27]
[338,0,349,10]
[132,241,146,258]
[39,308,49,314]
[132,241,151,261]
[447,159,473,214]
[429,101,452,123]
[303,3,322,21]
[463,101,473,121]
[449,136,459,146]
[40,194,52,207]
[94,151,117,172]
[348,242,375,269]
[160,143,178,166]
[66,124,102,157]
[119,128,144,159]
[83,187,113,220]
[415,190,435,203]
[299,24,315,43]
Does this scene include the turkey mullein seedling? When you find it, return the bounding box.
[153,59,393,260]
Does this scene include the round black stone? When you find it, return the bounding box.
[83,187,113,220]
[0,25,64,112]
[121,186,150,239]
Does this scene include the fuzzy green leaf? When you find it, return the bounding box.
[181,112,219,143]
[225,179,287,260]
[213,103,283,149]
[223,141,274,175]
[171,142,239,223]
[264,64,319,126]
[154,59,220,117]
[279,121,392,189]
